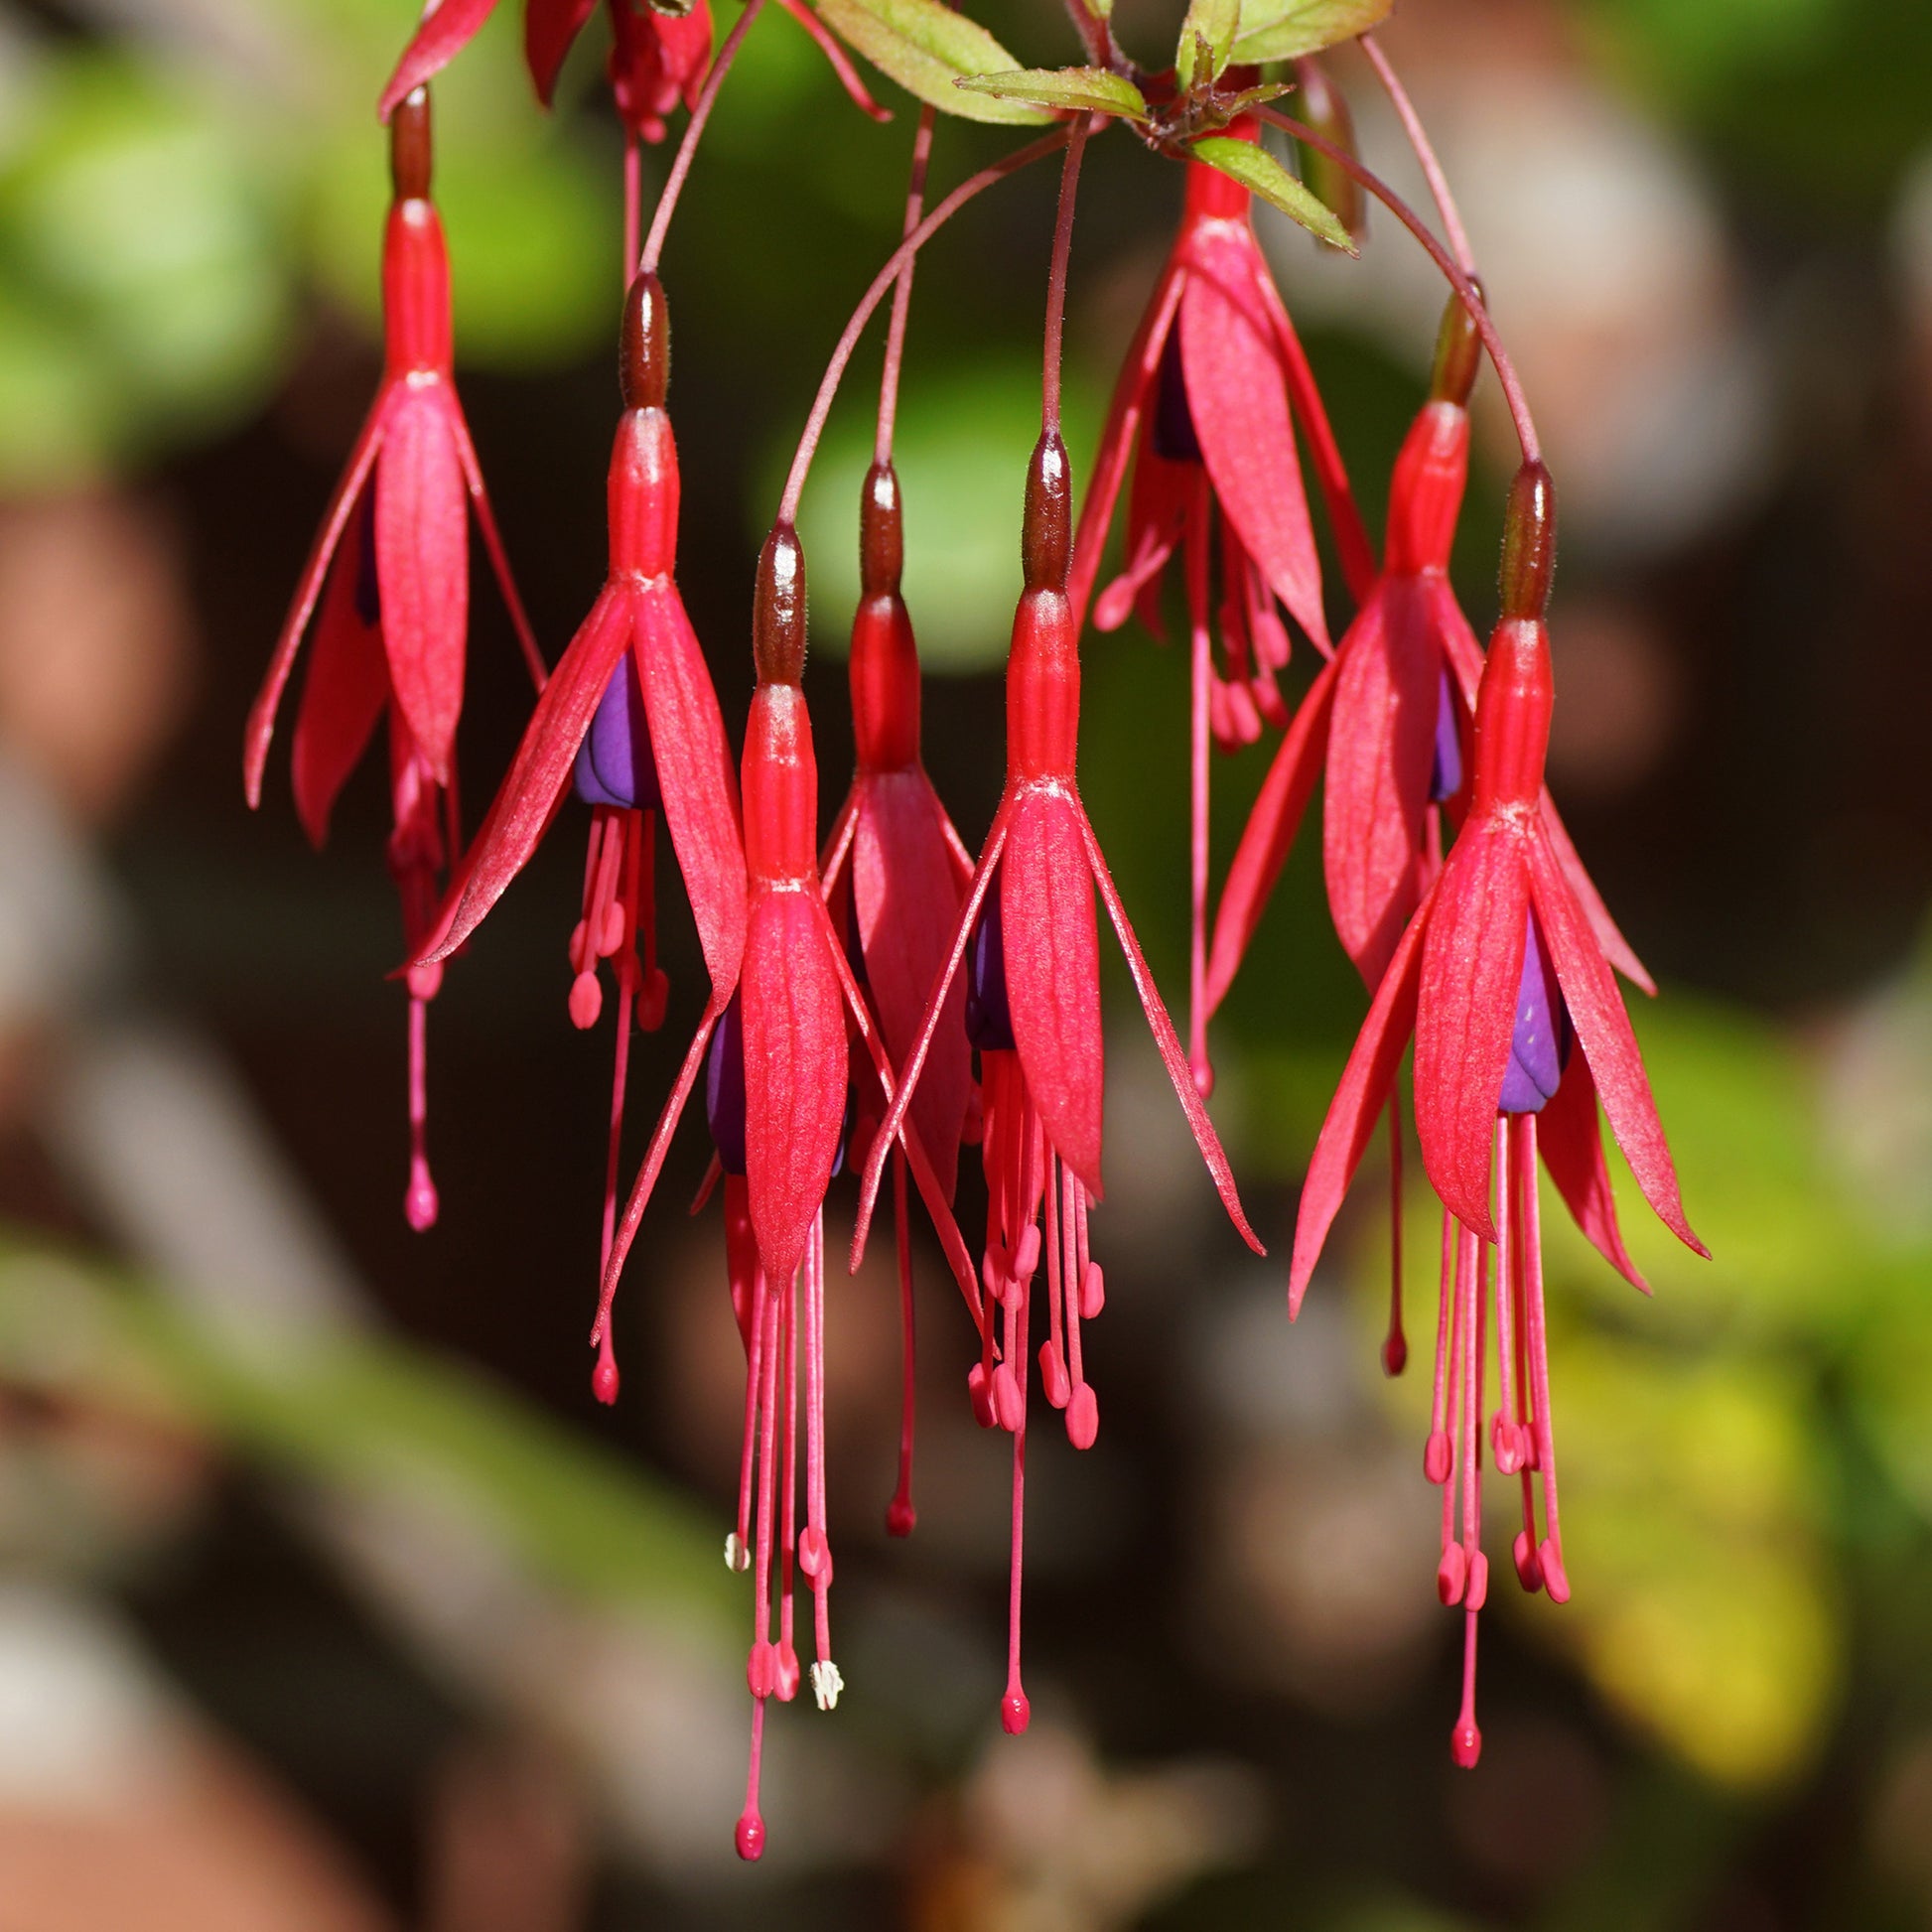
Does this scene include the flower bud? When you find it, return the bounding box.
[620,271,670,412]
[1429,282,1483,409]
[755,521,807,685]
[1022,431,1070,594]
[1498,460,1556,621]
[859,461,902,598]
[1292,59,1362,245]
[389,86,433,203]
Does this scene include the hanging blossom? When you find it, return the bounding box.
[1066,110,1375,1094]
[819,461,976,1537]
[590,522,982,1862]
[1286,462,1708,1767]
[242,85,544,1232]
[377,0,885,140]
[412,271,747,1396]
[856,429,1265,1738]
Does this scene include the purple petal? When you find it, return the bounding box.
[964,863,1016,1051]
[573,652,662,810]
[1498,914,1572,1116]
[1429,664,1463,803]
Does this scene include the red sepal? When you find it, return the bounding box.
[634,582,748,999]
[379,0,500,120]
[1526,834,1704,1256]
[374,384,469,788]
[1288,881,1434,1312]
[1538,1047,1648,1293]
[291,507,388,849]
[742,890,848,1291]
[1003,788,1104,1199]
[1414,819,1530,1241]
[526,0,600,105]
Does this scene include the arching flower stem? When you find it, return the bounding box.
[876,105,937,468]
[1357,34,1478,279]
[1040,115,1090,438]
[1254,105,1540,467]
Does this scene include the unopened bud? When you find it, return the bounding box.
[1498,460,1556,621]
[389,87,433,201]
[1293,59,1363,245]
[1429,282,1484,408]
[1022,430,1071,592]
[754,522,807,684]
[619,271,670,411]
[859,461,902,597]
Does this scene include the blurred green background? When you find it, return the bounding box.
[3,0,1932,1926]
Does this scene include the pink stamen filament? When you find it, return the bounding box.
[779,1268,799,1700]
[1516,1112,1569,1601]
[1254,106,1540,467]
[1185,475,1213,1097]
[405,992,438,1232]
[1383,1090,1406,1375]
[888,1149,917,1536]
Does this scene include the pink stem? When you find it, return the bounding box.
[1040,115,1089,437]
[876,106,938,467]
[1357,34,1477,277]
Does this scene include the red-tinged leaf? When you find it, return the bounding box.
[244,412,383,807]
[1003,787,1104,1196]
[1203,653,1338,1016]
[1537,1050,1647,1293]
[1079,807,1265,1255]
[634,583,748,999]
[1179,222,1329,651]
[1324,580,1439,987]
[853,799,1012,1267]
[1414,818,1531,1240]
[1068,265,1183,630]
[290,526,388,849]
[379,0,501,119]
[742,891,848,1289]
[1288,879,1433,1311]
[1438,606,1654,994]
[773,0,894,120]
[375,385,469,787]
[1526,833,1706,1256]
[852,769,971,1200]
[421,585,633,964]
[525,0,598,103]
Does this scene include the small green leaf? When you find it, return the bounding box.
[1175,0,1241,89]
[815,0,1051,124]
[1188,134,1354,251]
[956,66,1150,120]
[1228,0,1391,64]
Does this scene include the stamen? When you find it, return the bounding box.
[1038,1155,1071,1412]
[1435,1219,1467,1605]
[1383,1091,1407,1375]
[1489,1117,1524,1470]
[803,1212,836,1683]
[777,1269,800,1704]
[1426,1206,1455,1484]
[1063,1171,1097,1450]
[1517,1113,1570,1601]
[887,1148,917,1537]
[1451,1602,1483,1768]
[405,993,440,1231]
[1185,474,1214,1098]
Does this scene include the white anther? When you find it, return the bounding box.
[810,1660,844,1712]
[724,1532,750,1573]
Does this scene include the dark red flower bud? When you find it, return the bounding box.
[1498,460,1557,621]
[620,271,670,412]
[1022,431,1070,594]
[755,521,807,685]
[859,459,902,598]
[389,86,433,202]
[1429,283,1484,409]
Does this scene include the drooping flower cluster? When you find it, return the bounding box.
[244,0,1707,1858]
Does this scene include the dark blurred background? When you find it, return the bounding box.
[2,0,1932,1925]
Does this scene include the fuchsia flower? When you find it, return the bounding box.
[378,0,885,140]
[589,522,980,1863]
[856,430,1264,1737]
[819,460,976,1536]
[412,272,747,1391]
[1287,462,1708,1766]
[1066,115,1376,1091]
[243,87,543,1232]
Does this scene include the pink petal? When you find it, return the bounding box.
[743,890,848,1290]
[1178,222,1327,652]
[634,582,748,1001]
[1414,818,1532,1240]
[1288,884,1433,1311]
[1538,1049,1648,1293]
[419,585,633,964]
[1079,806,1264,1255]
[852,769,971,1201]
[1527,834,1705,1256]
[1068,265,1184,631]
[374,384,469,788]
[1324,579,1438,987]
[290,516,388,850]
[244,410,383,807]
[1004,787,1104,1197]
[525,0,598,105]
[1203,654,1338,1017]
[379,0,501,119]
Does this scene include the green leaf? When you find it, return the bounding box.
[1228,0,1391,64]
[814,0,1051,124]
[1175,0,1241,89]
[956,66,1150,120]
[1187,135,1354,251]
